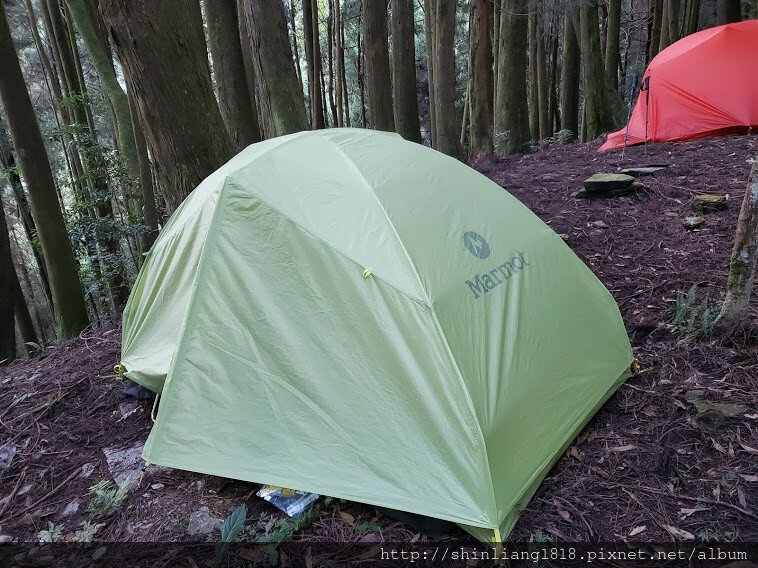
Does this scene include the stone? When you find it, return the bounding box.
[0,535,13,543]
[682,216,705,230]
[583,173,635,192]
[92,547,108,561]
[0,443,17,469]
[18,483,34,497]
[103,443,168,489]
[118,402,140,419]
[692,194,727,212]
[575,182,646,199]
[692,400,749,418]
[63,498,81,517]
[187,506,223,535]
[621,165,669,175]
[150,483,164,490]
[80,462,96,478]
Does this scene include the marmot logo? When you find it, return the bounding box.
[463,231,490,259]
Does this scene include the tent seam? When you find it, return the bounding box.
[325,138,498,526]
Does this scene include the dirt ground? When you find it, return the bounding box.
[1,135,757,559]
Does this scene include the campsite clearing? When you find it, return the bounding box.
[0,135,756,550]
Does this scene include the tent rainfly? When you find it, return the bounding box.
[120,129,633,541]
[601,20,758,152]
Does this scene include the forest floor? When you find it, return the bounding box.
[1,135,757,564]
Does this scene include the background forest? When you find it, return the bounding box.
[1,0,756,360]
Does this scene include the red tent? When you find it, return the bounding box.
[600,20,758,152]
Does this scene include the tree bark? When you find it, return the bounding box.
[494,0,530,154]
[0,0,89,339]
[302,0,326,128]
[326,0,338,126]
[560,13,580,139]
[240,0,309,137]
[1,181,16,361]
[579,1,622,140]
[128,88,158,251]
[648,0,663,61]
[658,0,671,51]
[536,20,550,140]
[467,0,493,156]
[432,0,461,158]
[101,0,234,214]
[391,0,422,143]
[14,269,39,349]
[423,0,437,146]
[667,0,680,44]
[684,0,700,36]
[605,0,621,90]
[528,13,539,140]
[715,160,758,330]
[362,0,395,131]
[206,0,261,149]
[716,0,741,24]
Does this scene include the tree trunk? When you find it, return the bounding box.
[0,0,89,339]
[14,270,39,349]
[716,0,741,23]
[527,13,538,140]
[362,0,395,131]
[467,0,493,156]
[423,0,437,146]
[391,0,422,143]
[536,21,550,140]
[0,181,16,361]
[432,0,461,158]
[579,1,622,140]
[303,0,326,128]
[326,0,338,126]
[493,0,500,105]
[667,0,680,44]
[494,0,530,154]
[648,0,663,61]
[357,18,368,127]
[101,0,234,214]
[288,0,304,90]
[605,0,621,90]
[206,0,261,149]
[334,0,344,126]
[684,0,700,36]
[0,115,53,304]
[560,13,580,139]
[339,6,350,126]
[714,160,758,330]
[658,0,671,51]
[240,0,309,137]
[128,88,158,251]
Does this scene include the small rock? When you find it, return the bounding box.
[63,498,81,517]
[187,506,223,535]
[682,216,705,230]
[92,546,108,561]
[18,483,34,496]
[0,443,17,469]
[118,402,139,419]
[621,165,669,175]
[692,194,727,212]
[0,535,13,543]
[150,483,164,490]
[590,220,609,228]
[80,462,96,478]
[583,173,635,192]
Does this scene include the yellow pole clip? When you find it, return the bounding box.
[362,268,373,278]
[114,363,126,375]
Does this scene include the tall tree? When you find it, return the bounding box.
[431,0,461,158]
[560,13,580,139]
[128,89,158,251]
[101,0,235,213]
[683,0,700,36]
[579,2,622,140]
[240,0,309,136]
[494,0,530,154]
[362,0,395,131]
[667,0,680,44]
[206,0,261,149]
[423,0,437,146]
[716,0,741,23]
[391,0,422,143]
[527,13,538,140]
[302,0,326,128]
[605,0,621,90]
[714,159,758,330]
[467,0,493,155]
[648,0,663,61]
[0,0,89,339]
[536,20,550,140]
[0,190,16,361]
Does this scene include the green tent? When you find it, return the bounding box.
[120,129,633,542]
